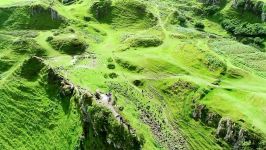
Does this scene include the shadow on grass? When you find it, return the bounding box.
[45,79,72,115]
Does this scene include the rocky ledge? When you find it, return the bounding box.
[192,104,265,149]
[46,57,143,149]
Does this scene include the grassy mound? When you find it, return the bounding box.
[12,38,46,55]
[19,57,45,80]
[162,79,199,100]
[0,4,65,30]
[1,0,266,149]
[90,0,112,21]
[123,35,163,48]
[90,0,157,28]
[48,34,87,55]
[116,58,143,72]
[200,53,227,74]
[112,0,157,28]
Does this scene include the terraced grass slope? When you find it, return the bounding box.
[0,0,266,150]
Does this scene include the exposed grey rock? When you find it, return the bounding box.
[192,104,265,149]
[31,5,63,21]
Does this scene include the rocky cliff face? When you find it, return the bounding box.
[192,104,221,128]
[45,59,143,150]
[216,118,262,149]
[31,5,63,21]
[232,0,266,22]
[192,104,265,149]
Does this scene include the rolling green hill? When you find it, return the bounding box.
[0,0,265,149]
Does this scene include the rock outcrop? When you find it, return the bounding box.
[31,5,63,21]
[45,59,143,150]
[192,104,221,128]
[216,118,262,149]
[192,104,265,149]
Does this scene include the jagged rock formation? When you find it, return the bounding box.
[45,57,143,150]
[192,104,221,128]
[31,5,63,21]
[232,0,266,22]
[216,118,262,149]
[192,104,265,149]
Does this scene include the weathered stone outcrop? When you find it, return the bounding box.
[31,5,63,21]
[192,104,265,149]
[45,59,143,149]
[216,118,262,149]
[232,0,266,22]
[192,104,221,128]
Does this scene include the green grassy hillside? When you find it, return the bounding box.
[0,58,81,149]
[0,0,265,149]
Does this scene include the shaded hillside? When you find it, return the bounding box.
[0,0,265,150]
